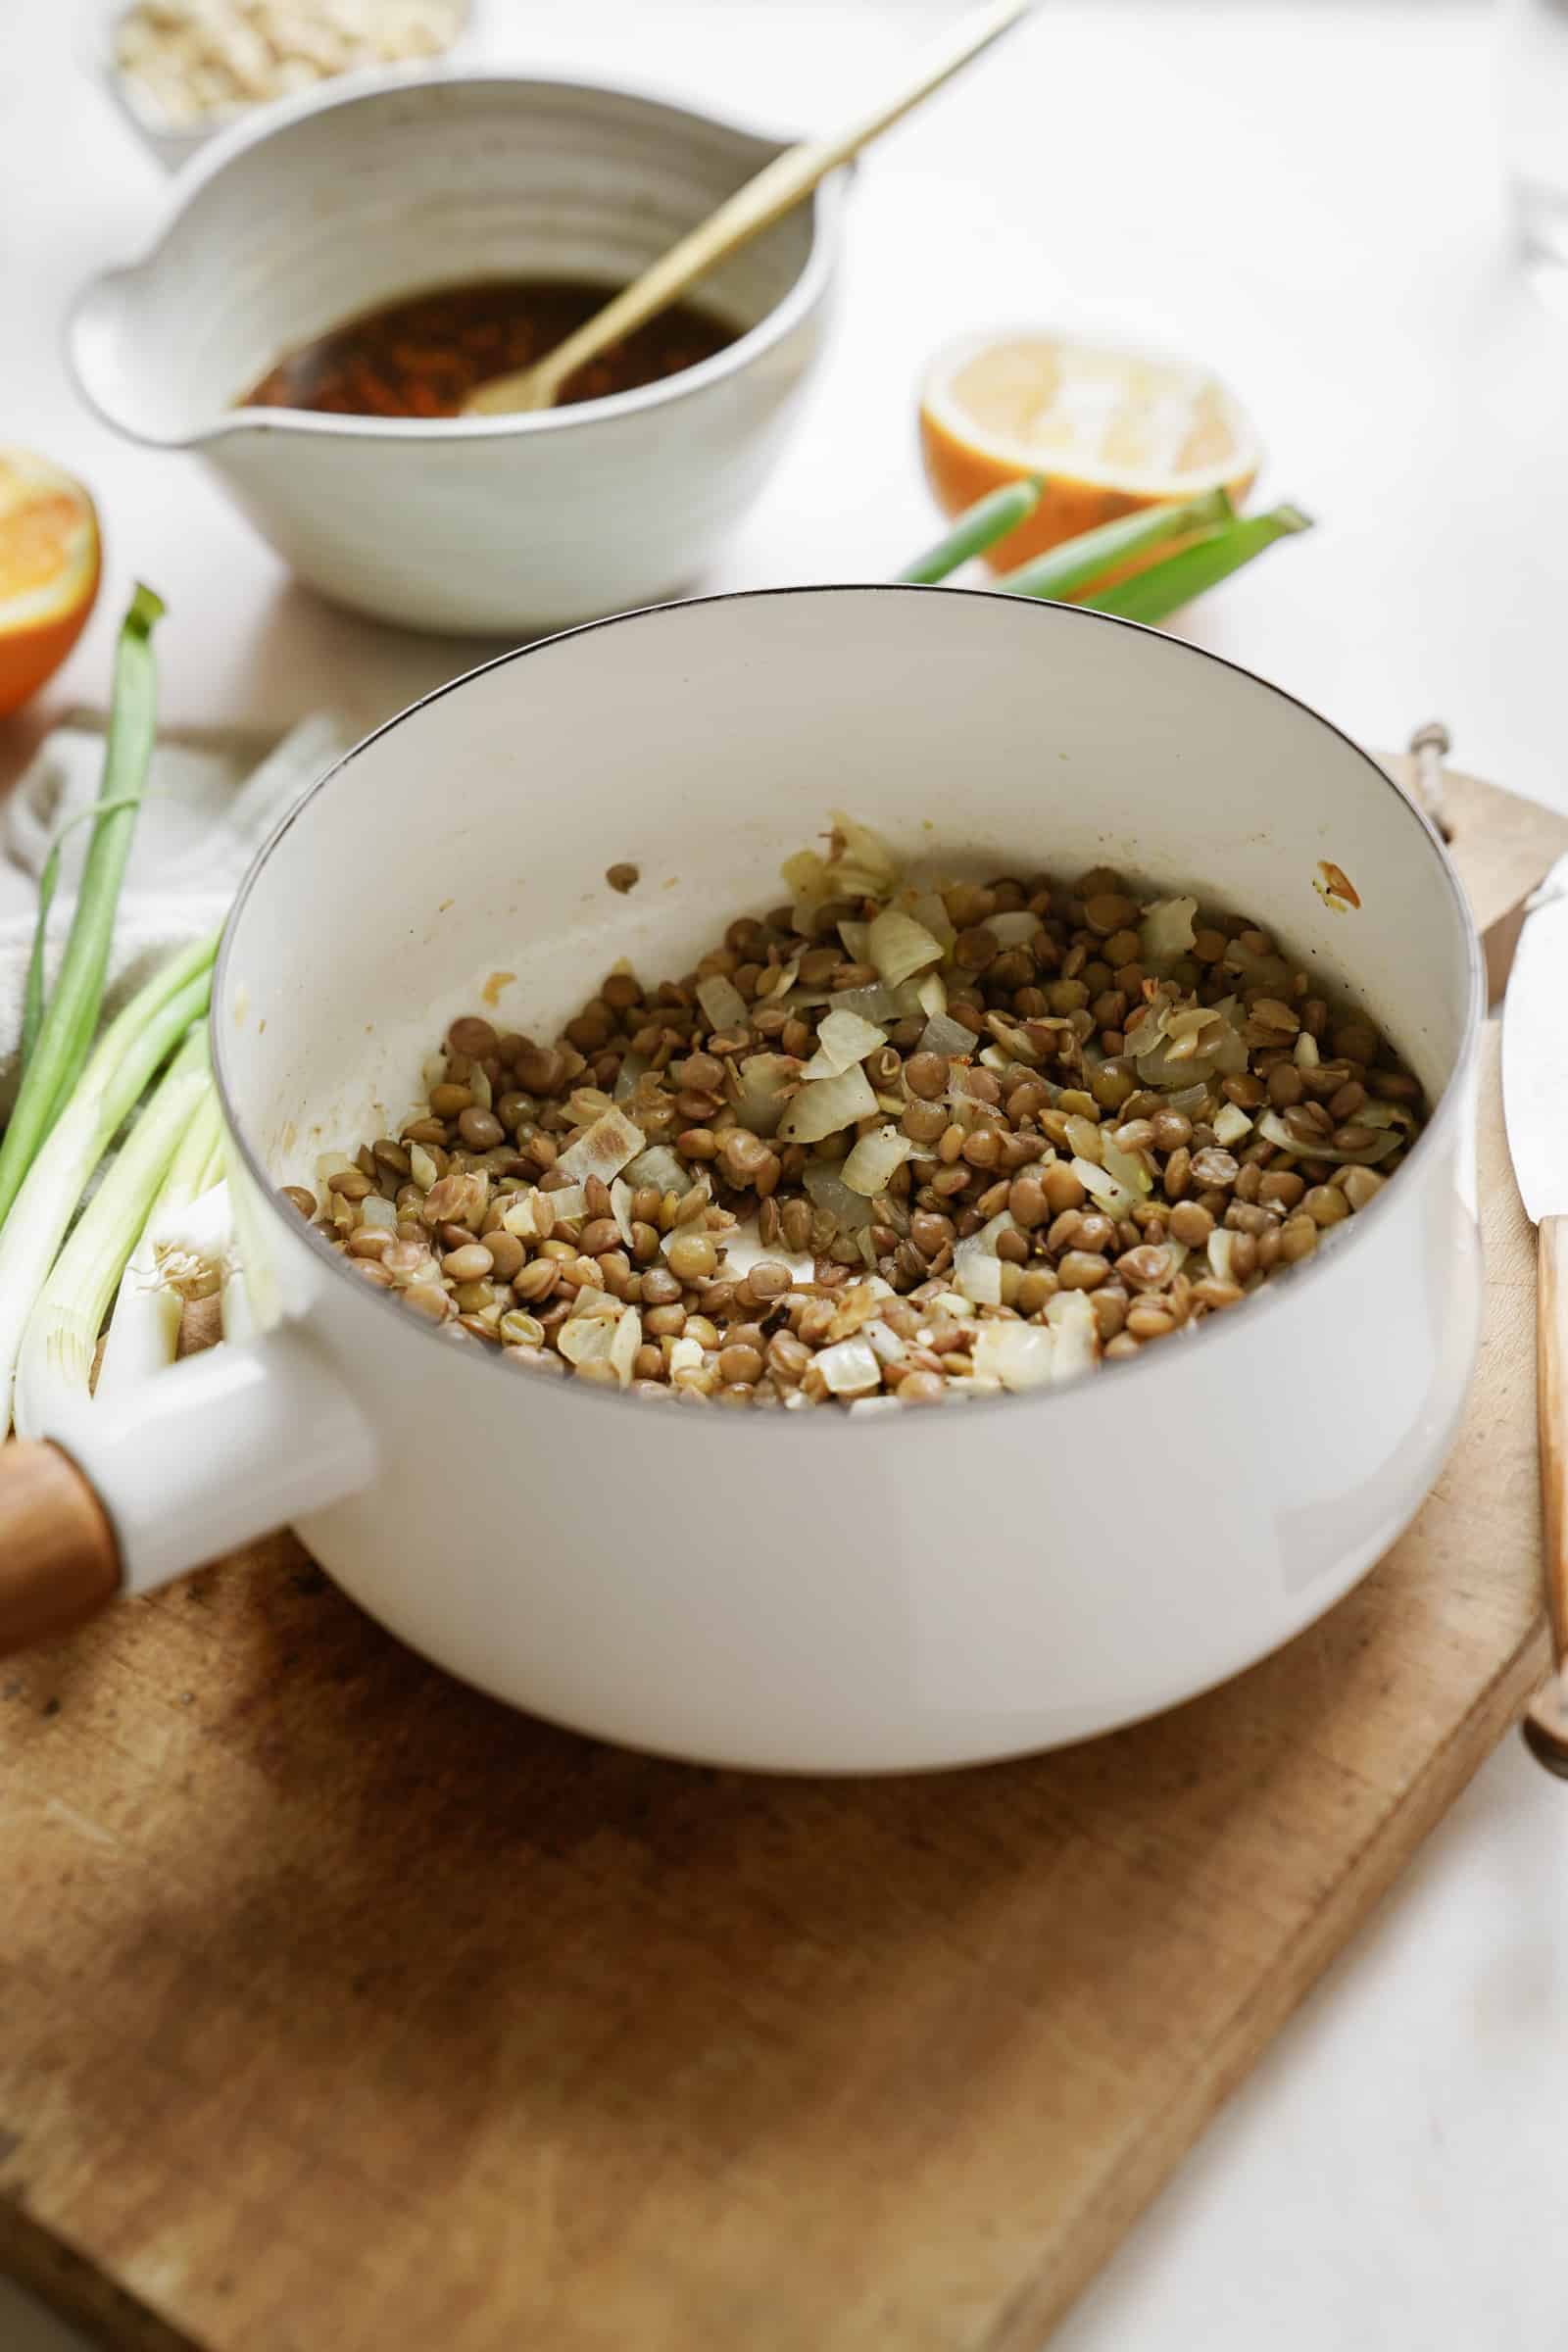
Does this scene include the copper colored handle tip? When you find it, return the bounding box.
[0,1440,122,1656]
[1522,1675,1568,1780]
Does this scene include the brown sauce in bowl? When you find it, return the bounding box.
[240,276,743,418]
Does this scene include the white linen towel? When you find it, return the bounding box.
[1,708,351,1117]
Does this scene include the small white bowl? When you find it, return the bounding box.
[65,69,844,634]
[86,0,480,172]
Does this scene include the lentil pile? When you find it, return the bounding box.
[290,817,1426,1413]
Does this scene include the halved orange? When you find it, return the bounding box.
[0,448,101,716]
[919,331,1260,573]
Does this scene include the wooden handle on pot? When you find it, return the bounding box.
[1525,1216,1568,1777]
[0,1441,122,1655]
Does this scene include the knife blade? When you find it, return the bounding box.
[1502,852,1568,1222]
[1501,849,1568,1776]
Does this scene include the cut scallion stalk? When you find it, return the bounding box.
[95,1084,224,1406]
[1080,505,1313,625]
[21,794,153,1073]
[994,486,1235,603]
[13,1028,211,1439]
[0,932,217,1438]
[898,476,1043,584]
[0,584,165,1220]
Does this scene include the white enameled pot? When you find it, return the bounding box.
[5,591,1484,1773]
[64,72,843,634]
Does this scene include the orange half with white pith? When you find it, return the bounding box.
[0,448,101,716]
[919,330,1260,572]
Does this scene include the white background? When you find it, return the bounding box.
[5,1,1568,2345]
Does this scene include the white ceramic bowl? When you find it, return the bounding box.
[84,0,480,173]
[65,71,844,633]
[5,590,1486,1774]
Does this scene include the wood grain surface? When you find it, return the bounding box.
[0,762,1559,2352]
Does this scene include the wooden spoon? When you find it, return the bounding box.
[463,0,1032,417]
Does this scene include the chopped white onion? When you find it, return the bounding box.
[801,1008,887,1079]
[727,1055,797,1138]
[316,1152,354,1184]
[778,1064,878,1145]
[915,970,948,1019]
[849,1395,903,1418]
[803,1161,873,1231]
[867,907,943,987]
[359,1194,397,1232]
[612,1052,650,1104]
[558,1313,614,1367]
[1223,937,1293,990]
[610,1304,642,1387]
[1295,1032,1321,1069]
[668,1335,705,1379]
[919,1012,976,1059]
[1212,1102,1253,1148]
[696,973,749,1034]
[1140,896,1199,966]
[910,891,956,950]
[828,812,903,900]
[609,1177,635,1247]
[972,1321,1056,1390]
[1045,1288,1098,1379]
[952,1243,1003,1305]
[842,1124,913,1197]
[829,983,900,1024]
[1100,1137,1152,1197]
[556,1107,646,1186]
[1072,1154,1139,1218]
[1255,1109,1398,1165]
[1208,1228,1239,1283]
[624,1145,696,1197]
[984,910,1041,947]
[814,1336,882,1396]
[838,918,871,960]
[862,1318,905,1364]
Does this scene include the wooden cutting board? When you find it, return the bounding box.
[0,762,1561,2352]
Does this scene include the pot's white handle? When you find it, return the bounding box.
[0,1329,376,1655]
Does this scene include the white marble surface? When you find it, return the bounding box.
[4,0,1568,2344]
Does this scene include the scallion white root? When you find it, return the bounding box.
[0,934,217,1437]
[13,1027,212,1439]
[95,1086,224,1404]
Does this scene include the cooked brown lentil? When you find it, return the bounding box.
[301,819,1427,1411]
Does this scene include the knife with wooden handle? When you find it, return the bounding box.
[1501,850,1568,1775]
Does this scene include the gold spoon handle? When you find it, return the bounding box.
[465,0,1033,416]
[1525,1215,1568,1777]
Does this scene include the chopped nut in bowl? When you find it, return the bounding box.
[93,0,474,169]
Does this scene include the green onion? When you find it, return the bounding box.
[95,1082,224,1407]
[0,583,165,1221]
[994,486,1236,603]
[898,477,1044,583]
[21,795,150,1073]
[1080,505,1313,626]
[0,932,217,1438]
[13,1028,211,1439]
